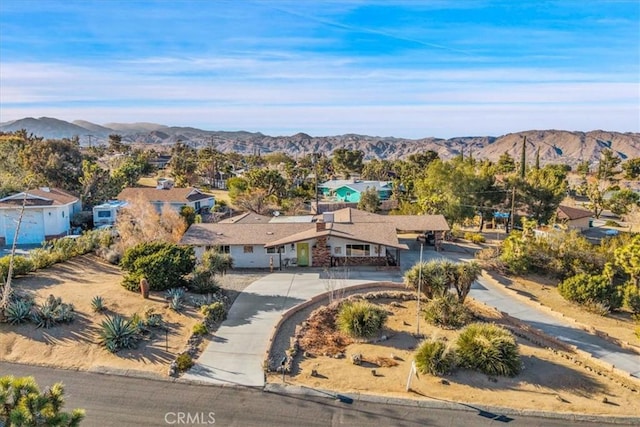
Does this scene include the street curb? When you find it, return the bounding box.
[263,383,640,425]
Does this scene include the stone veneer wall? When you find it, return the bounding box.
[311,236,331,267]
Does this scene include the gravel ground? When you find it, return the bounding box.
[217,269,268,305]
[267,284,403,373]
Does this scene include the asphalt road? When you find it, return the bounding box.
[1,362,619,427]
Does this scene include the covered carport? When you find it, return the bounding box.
[384,214,450,265]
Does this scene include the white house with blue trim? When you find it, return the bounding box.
[0,188,81,245]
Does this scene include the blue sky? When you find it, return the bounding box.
[0,0,638,138]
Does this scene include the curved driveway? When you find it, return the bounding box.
[186,240,640,386]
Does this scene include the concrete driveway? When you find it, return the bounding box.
[186,238,639,387]
[183,272,375,387]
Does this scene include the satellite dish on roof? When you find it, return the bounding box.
[273,211,280,217]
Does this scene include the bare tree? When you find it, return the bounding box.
[115,195,187,252]
[0,193,27,313]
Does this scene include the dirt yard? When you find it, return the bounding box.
[0,255,200,376]
[276,298,640,417]
[501,274,639,349]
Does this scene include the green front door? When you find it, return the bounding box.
[297,242,309,266]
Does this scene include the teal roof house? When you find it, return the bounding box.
[319,180,393,203]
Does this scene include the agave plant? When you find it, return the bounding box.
[5,299,33,325]
[98,315,139,353]
[165,288,186,301]
[32,304,58,329]
[169,295,183,312]
[91,296,106,313]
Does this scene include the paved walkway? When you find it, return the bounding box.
[183,272,375,387]
[186,241,639,386]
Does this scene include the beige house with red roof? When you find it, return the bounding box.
[180,208,449,269]
[0,187,81,245]
[556,205,593,230]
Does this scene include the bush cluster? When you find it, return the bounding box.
[456,323,521,377]
[463,232,486,244]
[336,300,388,339]
[0,230,111,279]
[423,293,473,329]
[414,340,456,375]
[120,242,195,292]
[558,273,622,313]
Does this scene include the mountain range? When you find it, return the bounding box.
[1,116,639,167]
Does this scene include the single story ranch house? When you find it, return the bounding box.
[180,207,449,269]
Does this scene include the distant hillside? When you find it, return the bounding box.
[1,117,638,166]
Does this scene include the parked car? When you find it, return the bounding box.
[416,231,436,246]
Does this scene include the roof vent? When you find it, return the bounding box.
[266,231,274,235]
[216,232,224,235]
[40,187,50,192]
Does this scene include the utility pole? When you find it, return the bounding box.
[416,243,423,337]
[510,135,527,233]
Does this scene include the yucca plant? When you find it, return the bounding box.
[336,300,388,339]
[414,339,456,376]
[423,293,473,329]
[5,300,33,325]
[456,323,521,377]
[98,315,139,352]
[91,296,106,313]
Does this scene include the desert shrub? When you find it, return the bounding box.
[558,273,622,311]
[201,250,233,275]
[336,300,388,339]
[604,220,622,227]
[189,267,221,294]
[192,322,208,335]
[4,299,33,325]
[29,248,56,270]
[475,246,500,261]
[456,323,521,377]
[175,353,194,372]
[622,284,640,314]
[423,293,472,329]
[120,242,195,292]
[201,302,226,324]
[91,296,105,313]
[143,306,163,328]
[414,339,456,376]
[99,315,140,352]
[499,232,531,275]
[464,232,486,244]
[0,255,34,279]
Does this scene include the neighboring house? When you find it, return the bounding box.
[556,205,593,231]
[0,187,81,245]
[149,154,172,170]
[180,207,449,269]
[92,200,128,226]
[117,184,215,214]
[319,179,393,203]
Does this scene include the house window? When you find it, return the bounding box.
[346,244,370,256]
[243,246,254,253]
[334,246,342,255]
[98,211,112,218]
[266,245,285,254]
[206,245,230,253]
[195,201,201,210]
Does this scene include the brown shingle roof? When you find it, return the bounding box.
[117,187,213,204]
[180,223,312,246]
[0,188,78,207]
[317,208,450,231]
[557,205,592,220]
